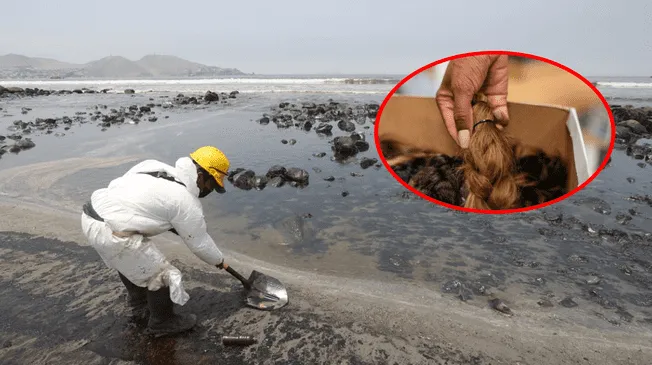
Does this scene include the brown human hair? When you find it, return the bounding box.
[381,139,466,205]
[461,94,520,210]
[379,98,569,209]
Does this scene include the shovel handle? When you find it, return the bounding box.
[220,263,252,290]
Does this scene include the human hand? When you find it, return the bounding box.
[435,55,510,148]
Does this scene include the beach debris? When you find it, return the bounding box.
[537,299,554,308]
[222,335,257,346]
[488,298,512,315]
[585,276,601,285]
[560,297,578,308]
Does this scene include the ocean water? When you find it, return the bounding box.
[592,76,652,106]
[1,74,652,330]
[0,75,401,95]
[3,74,651,106]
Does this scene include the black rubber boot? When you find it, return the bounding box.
[144,286,197,337]
[118,272,148,318]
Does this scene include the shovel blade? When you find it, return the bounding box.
[244,270,289,310]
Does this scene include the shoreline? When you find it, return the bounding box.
[1,199,651,364]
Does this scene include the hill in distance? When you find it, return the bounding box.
[0,53,245,79]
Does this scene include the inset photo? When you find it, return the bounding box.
[375,51,615,214]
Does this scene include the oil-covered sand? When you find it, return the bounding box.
[0,90,651,364]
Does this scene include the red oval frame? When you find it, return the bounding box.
[374,50,616,215]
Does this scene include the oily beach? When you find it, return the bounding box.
[0,79,652,365]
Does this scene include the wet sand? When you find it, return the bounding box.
[1,90,652,364]
[1,202,651,365]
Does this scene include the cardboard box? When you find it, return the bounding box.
[377,95,592,193]
[506,59,603,116]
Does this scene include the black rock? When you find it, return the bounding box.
[312,152,326,158]
[360,157,378,169]
[258,116,270,125]
[341,191,349,197]
[266,165,287,179]
[350,132,365,141]
[229,91,238,99]
[301,121,313,131]
[233,170,256,190]
[254,176,268,190]
[285,168,309,184]
[139,106,151,112]
[205,91,219,102]
[281,139,288,144]
[9,138,35,153]
[619,119,648,134]
[337,120,356,132]
[227,168,246,182]
[355,140,370,152]
[324,176,335,182]
[315,123,333,135]
[269,176,285,187]
[279,102,289,109]
[332,136,358,158]
[148,117,158,122]
[124,89,135,94]
[627,177,635,183]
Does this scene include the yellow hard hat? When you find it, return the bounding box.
[189,146,230,189]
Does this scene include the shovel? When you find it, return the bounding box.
[219,263,289,310]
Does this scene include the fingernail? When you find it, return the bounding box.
[494,108,509,122]
[458,130,470,149]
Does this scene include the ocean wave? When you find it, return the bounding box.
[0,78,400,86]
[596,81,652,88]
[103,88,387,95]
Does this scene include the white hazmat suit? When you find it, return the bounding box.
[80,156,224,305]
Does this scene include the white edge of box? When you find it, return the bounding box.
[565,107,592,184]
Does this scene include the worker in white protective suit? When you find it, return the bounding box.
[80,146,230,336]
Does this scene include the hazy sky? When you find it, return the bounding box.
[1,0,650,75]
